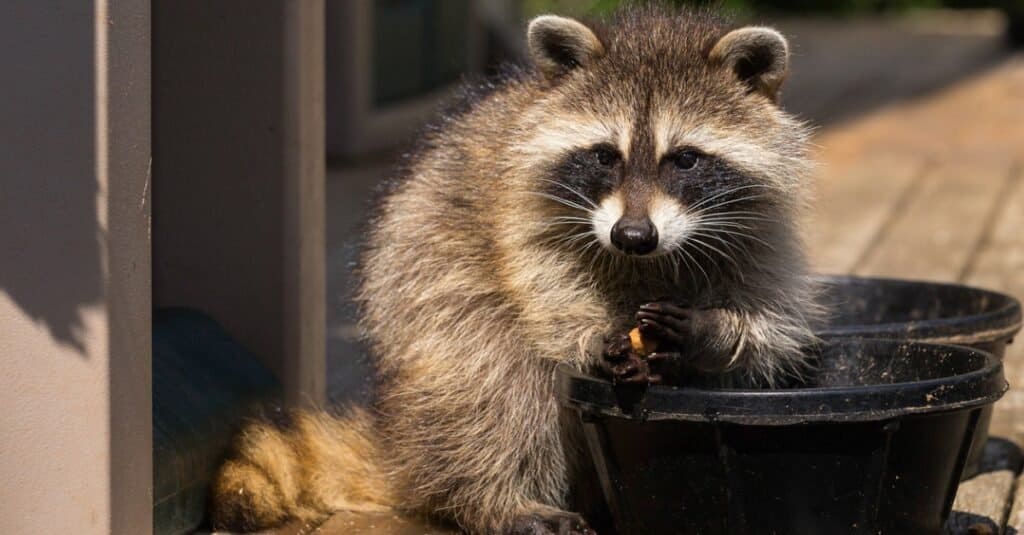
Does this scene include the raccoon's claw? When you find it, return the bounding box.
[637,304,742,373]
[611,355,658,385]
[645,351,684,384]
[601,333,633,363]
[636,303,692,348]
[508,512,597,535]
[600,351,661,385]
[600,333,658,385]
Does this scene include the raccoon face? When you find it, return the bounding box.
[521,14,808,263]
[545,139,767,259]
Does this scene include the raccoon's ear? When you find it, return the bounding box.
[527,15,605,78]
[709,27,790,102]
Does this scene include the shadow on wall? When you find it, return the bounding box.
[0,2,102,356]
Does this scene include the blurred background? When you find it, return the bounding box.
[325,0,1024,404]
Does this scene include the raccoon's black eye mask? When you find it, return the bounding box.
[665,158,766,212]
[591,144,621,168]
[664,149,702,171]
[542,146,620,205]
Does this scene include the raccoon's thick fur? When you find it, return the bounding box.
[212,6,820,534]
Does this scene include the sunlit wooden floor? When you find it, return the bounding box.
[808,53,1024,534]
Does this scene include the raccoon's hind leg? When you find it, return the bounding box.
[209,407,394,532]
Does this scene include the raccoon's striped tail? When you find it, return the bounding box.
[209,406,394,532]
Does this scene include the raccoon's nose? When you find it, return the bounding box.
[610,217,658,255]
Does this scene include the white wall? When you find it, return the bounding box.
[0,1,152,533]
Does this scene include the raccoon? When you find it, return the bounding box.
[211,6,819,534]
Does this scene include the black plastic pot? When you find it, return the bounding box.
[815,275,1022,478]
[559,340,1006,535]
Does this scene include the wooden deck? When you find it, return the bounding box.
[810,53,1024,534]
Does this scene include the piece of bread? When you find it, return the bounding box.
[628,327,658,355]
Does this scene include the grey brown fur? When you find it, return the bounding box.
[210,6,821,534]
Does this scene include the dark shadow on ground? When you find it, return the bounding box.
[777,16,1010,127]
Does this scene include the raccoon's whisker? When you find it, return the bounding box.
[690,193,769,216]
[687,184,767,212]
[687,184,771,212]
[690,233,755,281]
[542,219,592,231]
[669,253,682,284]
[699,210,773,218]
[659,251,675,280]
[536,178,599,210]
[694,225,777,251]
[684,237,727,276]
[675,243,712,290]
[575,240,603,274]
[694,213,775,224]
[547,216,593,223]
[588,244,605,275]
[599,253,613,279]
[656,253,672,281]
[670,251,684,285]
[689,229,753,260]
[686,234,742,276]
[563,232,597,247]
[543,221,590,229]
[526,191,595,214]
[674,249,697,288]
[692,220,755,231]
[537,230,594,252]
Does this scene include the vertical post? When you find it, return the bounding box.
[0,0,152,533]
[282,0,326,406]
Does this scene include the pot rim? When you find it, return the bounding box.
[558,339,1007,425]
[813,274,1023,345]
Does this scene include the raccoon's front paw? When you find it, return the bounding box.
[636,303,741,373]
[600,332,659,385]
[508,511,597,535]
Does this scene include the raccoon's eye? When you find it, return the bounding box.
[673,150,700,171]
[592,145,621,167]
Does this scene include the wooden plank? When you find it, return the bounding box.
[964,165,1024,389]
[991,390,1024,448]
[207,511,457,535]
[1008,472,1024,534]
[807,154,925,274]
[313,511,456,535]
[949,472,1015,534]
[854,160,1013,281]
[965,164,1024,449]
[206,517,323,535]
[953,158,1024,531]
[948,439,1022,534]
